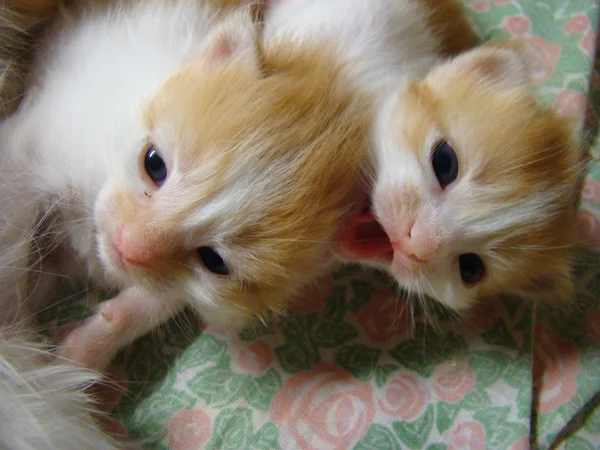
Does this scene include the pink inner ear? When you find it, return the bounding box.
[336,211,394,261]
[188,28,242,68]
[207,34,236,61]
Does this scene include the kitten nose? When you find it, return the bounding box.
[117,224,166,266]
[394,220,440,263]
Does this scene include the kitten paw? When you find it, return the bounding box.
[56,300,127,371]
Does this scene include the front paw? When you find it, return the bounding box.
[55,302,122,371]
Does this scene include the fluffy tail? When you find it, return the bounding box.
[0,329,126,450]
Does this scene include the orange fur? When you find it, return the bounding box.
[417,0,477,56]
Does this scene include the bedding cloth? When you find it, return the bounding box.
[43,1,600,449]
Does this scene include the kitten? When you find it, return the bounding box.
[264,0,582,312]
[338,41,582,311]
[0,0,369,371]
[0,0,369,369]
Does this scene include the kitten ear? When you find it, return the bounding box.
[191,6,261,68]
[435,39,531,91]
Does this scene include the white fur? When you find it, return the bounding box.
[263,0,440,98]
[0,329,123,450]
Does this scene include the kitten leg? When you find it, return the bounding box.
[57,287,184,372]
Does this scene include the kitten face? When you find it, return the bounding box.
[94,11,369,329]
[337,43,581,311]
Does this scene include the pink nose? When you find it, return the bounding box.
[393,219,441,263]
[116,224,165,266]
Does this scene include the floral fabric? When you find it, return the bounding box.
[115,275,534,450]
[45,1,600,449]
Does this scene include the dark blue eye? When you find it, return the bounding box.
[198,247,229,275]
[459,253,484,285]
[144,146,167,185]
[432,140,458,189]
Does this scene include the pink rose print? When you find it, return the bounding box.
[554,89,587,120]
[470,1,490,12]
[581,29,596,58]
[378,372,427,420]
[511,435,529,450]
[503,16,531,36]
[357,290,413,344]
[290,276,333,314]
[271,363,375,450]
[234,340,273,375]
[433,360,477,403]
[576,210,600,249]
[586,309,600,340]
[462,299,502,332]
[167,409,212,450]
[447,421,487,450]
[565,15,590,35]
[525,36,561,84]
[533,324,581,414]
[492,0,513,4]
[582,179,600,203]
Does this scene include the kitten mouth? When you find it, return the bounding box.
[336,208,394,262]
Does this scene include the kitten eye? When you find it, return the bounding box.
[144,146,167,185]
[432,140,458,189]
[458,253,484,285]
[198,247,229,275]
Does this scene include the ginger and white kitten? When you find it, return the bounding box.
[343,42,581,311]
[0,0,368,370]
[264,0,582,311]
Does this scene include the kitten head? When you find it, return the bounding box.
[94,7,369,329]
[336,41,582,311]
